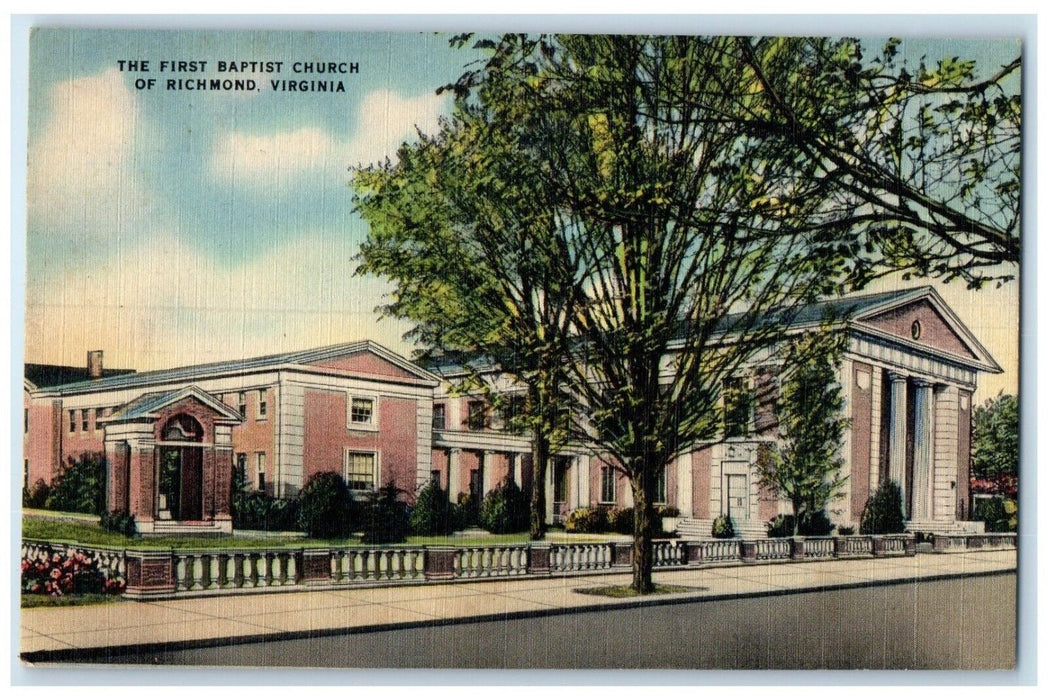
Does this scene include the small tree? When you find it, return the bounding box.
[298,472,359,539]
[757,333,849,535]
[360,481,411,544]
[410,481,458,536]
[478,478,530,534]
[860,481,906,535]
[972,393,1019,482]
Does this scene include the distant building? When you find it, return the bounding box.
[22,287,1000,536]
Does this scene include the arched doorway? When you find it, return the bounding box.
[157,415,205,521]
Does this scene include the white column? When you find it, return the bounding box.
[911,380,935,521]
[545,462,555,522]
[676,452,692,516]
[511,452,523,488]
[577,455,590,507]
[888,372,909,516]
[447,449,461,502]
[480,450,492,497]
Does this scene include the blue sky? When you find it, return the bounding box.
[23,29,1019,401]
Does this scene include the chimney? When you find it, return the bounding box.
[87,350,104,380]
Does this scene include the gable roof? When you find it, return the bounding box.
[101,385,244,424]
[30,340,439,395]
[24,363,136,391]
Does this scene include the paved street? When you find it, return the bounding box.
[19,548,1016,669]
[92,572,1016,669]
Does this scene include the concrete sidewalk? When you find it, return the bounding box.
[19,548,1016,661]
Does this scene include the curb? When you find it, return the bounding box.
[20,566,1016,665]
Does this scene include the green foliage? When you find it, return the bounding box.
[859,481,906,535]
[297,472,359,539]
[99,510,137,537]
[609,507,635,535]
[711,515,736,539]
[974,496,1018,533]
[765,511,834,538]
[837,526,856,536]
[46,454,107,516]
[972,393,1019,481]
[232,459,301,531]
[564,507,611,534]
[360,481,411,544]
[22,479,51,509]
[655,505,680,518]
[409,481,458,536]
[478,479,530,534]
[757,332,848,533]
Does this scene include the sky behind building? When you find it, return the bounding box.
[23,29,1020,402]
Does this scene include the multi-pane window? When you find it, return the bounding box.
[500,395,526,433]
[257,389,268,419]
[653,466,667,504]
[238,392,247,417]
[68,409,76,433]
[350,397,375,426]
[467,400,487,431]
[81,410,89,432]
[722,376,754,439]
[256,452,266,492]
[432,403,446,430]
[600,466,616,504]
[236,453,247,483]
[345,451,376,491]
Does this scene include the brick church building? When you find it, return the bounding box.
[23,286,1001,536]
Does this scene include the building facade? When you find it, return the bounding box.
[22,287,1000,535]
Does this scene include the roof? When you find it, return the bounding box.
[426,286,1001,377]
[32,340,438,394]
[24,363,136,390]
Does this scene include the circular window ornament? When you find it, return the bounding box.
[911,319,922,340]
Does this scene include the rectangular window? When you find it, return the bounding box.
[654,466,667,504]
[24,460,29,490]
[600,466,617,504]
[344,451,377,492]
[500,395,526,433]
[238,392,247,417]
[236,453,247,482]
[467,400,487,431]
[69,409,76,433]
[350,397,375,426]
[81,409,89,432]
[257,389,268,419]
[256,452,266,492]
[24,408,28,434]
[553,458,570,503]
[432,403,446,430]
[722,377,754,439]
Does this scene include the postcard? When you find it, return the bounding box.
[18,25,1020,671]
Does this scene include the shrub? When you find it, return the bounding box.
[975,496,1017,532]
[234,492,301,531]
[860,481,906,535]
[297,471,359,538]
[479,479,530,534]
[360,481,411,544]
[21,548,124,598]
[22,479,51,509]
[99,509,137,537]
[837,525,856,536]
[655,505,680,518]
[609,507,634,535]
[711,515,736,539]
[46,453,107,515]
[456,491,480,528]
[410,482,457,536]
[766,514,794,538]
[565,507,611,533]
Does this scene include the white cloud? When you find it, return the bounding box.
[27,68,162,242]
[25,229,416,372]
[211,88,446,188]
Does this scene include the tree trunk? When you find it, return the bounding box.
[630,476,655,593]
[530,431,549,540]
[792,496,803,537]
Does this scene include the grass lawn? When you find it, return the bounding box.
[575,583,699,598]
[21,593,126,609]
[22,515,611,551]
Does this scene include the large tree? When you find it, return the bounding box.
[734,37,1020,286]
[353,85,583,540]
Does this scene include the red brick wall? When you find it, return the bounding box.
[692,448,712,519]
[302,388,419,495]
[308,352,418,380]
[23,395,62,486]
[225,388,276,493]
[851,362,874,520]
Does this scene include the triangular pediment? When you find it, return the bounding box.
[297,341,439,384]
[104,385,244,424]
[852,288,1001,372]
